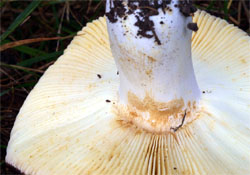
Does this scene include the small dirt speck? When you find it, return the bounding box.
[97,74,102,79]
[187,22,198,31]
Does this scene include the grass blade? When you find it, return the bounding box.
[0,145,7,149]
[15,45,46,56]
[17,51,63,67]
[0,82,37,97]
[0,1,6,8]
[0,1,42,42]
[1,39,46,56]
[0,35,73,52]
[0,89,11,97]
[223,0,229,20]
[1,62,44,73]
[15,82,37,89]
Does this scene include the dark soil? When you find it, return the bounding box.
[106,0,198,45]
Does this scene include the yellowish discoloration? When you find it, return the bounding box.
[87,83,97,90]
[128,92,184,118]
[145,69,152,76]
[117,44,157,71]
[113,92,198,133]
[241,59,246,64]
[148,56,156,62]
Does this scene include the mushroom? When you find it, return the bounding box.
[6,0,250,174]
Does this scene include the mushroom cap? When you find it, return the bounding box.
[6,10,250,175]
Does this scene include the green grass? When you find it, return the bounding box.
[17,50,63,67]
[0,0,42,42]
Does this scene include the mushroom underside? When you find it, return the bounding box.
[6,11,250,175]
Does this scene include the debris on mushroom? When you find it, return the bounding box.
[187,22,198,31]
[6,0,250,175]
[97,74,102,78]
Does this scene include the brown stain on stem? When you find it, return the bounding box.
[148,56,157,62]
[112,92,199,134]
[128,92,184,124]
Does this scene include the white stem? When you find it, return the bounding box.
[106,0,201,133]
